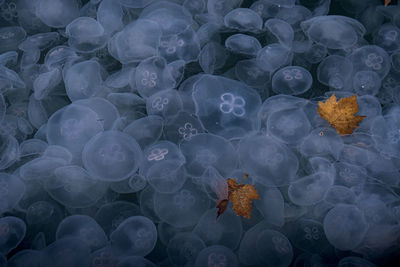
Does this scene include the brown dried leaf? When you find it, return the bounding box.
[216,199,229,218]
[317,94,366,135]
[385,0,391,7]
[216,174,260,219]
[228,179,260,219]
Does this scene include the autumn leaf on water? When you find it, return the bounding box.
[317,94,366,135]
[385,0,391,7]
[216,174,260,219]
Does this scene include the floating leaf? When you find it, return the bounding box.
[385,0,391,7]
[216,199,229,218]
[216,174,260,219]
[317,94,366,135]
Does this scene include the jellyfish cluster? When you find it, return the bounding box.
[1,0,400,266]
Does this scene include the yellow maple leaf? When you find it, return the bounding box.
[317,94,366,135]
[385,0,391,7]
[216,174,260,219]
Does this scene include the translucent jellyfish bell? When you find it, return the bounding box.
[73,97,120,131]
[108,19,162,64]
[288,172,334,206]
[225,34,262,56]
[0,216,26,255]
[301,15,366,50]
[391,50,400,72]
[373,23,400,53]
[123,115,164,150]
[323,204,368,251]
[94,201,141,236]
[255,230,293,267]
[0,134,19,170]
[269,0,296,8]
[140,141,186,193]
[324,185,356,205]
[195,245,239,267]
[256,43,293,73]
[110,216,157,257]
[272,66,312,95]
[0,51,18,66]
[46,104,104,159]
[339,257,378,267]
[275,5,312,30]
[258,95,310,129]
[264,18,294,48]
[238,133,299,187]
[193,209,242,249]
[304,44,327,64]
[0,65,26,91]
[97,0,124,34]
[284,219,330,255]
[139,186,161,223]
[154,180,210,228]
[235,59,271,88]
[66,17,108,53]
[82,131,143,182]
[224,8,263,32]
[146,89,183,119]
[64,60,105,102]
[7,249,41,267]
[238,221,270,266]
[317,55,353,90]
[0,173,25,214]
[349,45,391,78]
[352,70,381,96]
[33,68,62,100]
[44,46,78,69]
[199,42,227,74]
[140,141,185,175]
[56,215,108,251]
[192,75,261,139]
[135,56,176,98]
[41,238,91,267]
[334,162,367,188]
[115,256,156,267]
[44,165,107,208]
[35,0,80,28]
[267,107,312,145]
[140,1,193,35]
[255,186,285,227]
[119,0,156,8]
[158,26,200,63]
[183,0,206,15]
[167,232,206,267]
[299,128,344,160]
[207,0,242,18]
[0,26,26,53]
[371,108,400,158]
[163,111,204,144]
[180,133,237,178]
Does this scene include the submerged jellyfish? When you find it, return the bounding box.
[349,45,391,78]
[154,180,210,228]
[323,204,368,251]
[192,75,261,139]
[272,66,313,95]
[82,131,143,182]
[110,216,157,257]
[238,133,299,186]
[46,104,104,159]
[301,15,366,49]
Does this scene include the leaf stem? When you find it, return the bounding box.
[238,173,249,185]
